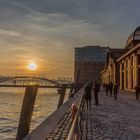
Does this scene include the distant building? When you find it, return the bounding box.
[117,27,140,90]
[101,48,125,84]
[74,46,108,84]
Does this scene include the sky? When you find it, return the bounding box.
[0,0,140,79]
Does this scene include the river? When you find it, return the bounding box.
[0,88,69,140]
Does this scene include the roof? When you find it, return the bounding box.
[103,48,125,69]
[75,45,108,49]
[117,43,140,62]
[107,48,125,60]
[125,26,140,49]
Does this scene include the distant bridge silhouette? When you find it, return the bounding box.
[0,76,73,88]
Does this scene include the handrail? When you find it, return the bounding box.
[23,85,85,140]
[66,85,85,140]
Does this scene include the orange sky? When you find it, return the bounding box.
[0,0,139,79]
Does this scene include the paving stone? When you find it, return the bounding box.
[78,90,140,140]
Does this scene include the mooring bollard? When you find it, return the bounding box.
[16,85,38,140]
[57,84,67,108]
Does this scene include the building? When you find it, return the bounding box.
[117,27,140,90]
[74,46,108,84]
[101,48,125,84]
[101,26,140,91]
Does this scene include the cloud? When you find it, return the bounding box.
[0,29,20,37]
[0,0,140,77]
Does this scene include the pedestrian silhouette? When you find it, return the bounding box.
[113,83,118,100]
[93,81,100,105]
[135,86,140,100]
[84,82,93,109]
[109,82,113,97]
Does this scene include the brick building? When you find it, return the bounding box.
[74,46,108,84]
[101,26,140,91]
[101,48,125,84]
[117,27,140,90]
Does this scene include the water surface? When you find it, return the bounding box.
[0,88,69,140]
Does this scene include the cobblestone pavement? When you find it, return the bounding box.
[79,90,140,140]
[46,110,72,140]
[45,88,84,140]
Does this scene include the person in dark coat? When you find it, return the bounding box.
[84,82,93,109]
[113,83,118,100]
[109,82,113,97]
[93,81,100,105]
[135,86,140,100]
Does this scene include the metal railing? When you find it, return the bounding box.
[23,85,86,140]
[66,86,85,140]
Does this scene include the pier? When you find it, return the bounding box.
[17,85,140,140]
[22,85,85,140]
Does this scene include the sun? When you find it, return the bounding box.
[27,63,37,71]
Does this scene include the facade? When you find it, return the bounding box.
[117,27,140,90]
[101,26,140,91]
[74,46,108,84]
[101,48,125,84]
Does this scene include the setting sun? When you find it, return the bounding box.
[27,63,37,71]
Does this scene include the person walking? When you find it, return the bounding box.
[109,82,113,97]
[93,81,100,105]
[113,83,118,100]
[135,86,140,100]
[84,82,93,109]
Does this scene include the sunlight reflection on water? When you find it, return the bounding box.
[0,88,69,140]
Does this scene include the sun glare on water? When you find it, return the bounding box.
[27,63,37,71]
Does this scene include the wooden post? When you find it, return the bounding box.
[16,85,38,140]
[57,84,67,108]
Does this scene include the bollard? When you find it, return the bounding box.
[16,85,38,140]
[57,84,67,108]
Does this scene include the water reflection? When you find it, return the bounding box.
[0,88,69,140]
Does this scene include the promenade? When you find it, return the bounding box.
[79,90,140,140]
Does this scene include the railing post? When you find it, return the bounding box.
[69,84,74,98]
[16,85,38,140]
[57,84,67,108]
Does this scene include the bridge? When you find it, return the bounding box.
[0,75,82,140]
[0,76,73,88]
